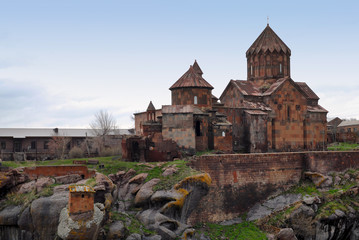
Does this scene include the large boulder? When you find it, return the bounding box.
[30,192,68,240]
[275,228,298,240]
[35,177,55,192]
[57,203,105,240]
[18,180,36,194]
[129,173,148,185]
[107,221,129,240]
[137,209,189,240]
[0,205,22,225]
[134,178,160,206]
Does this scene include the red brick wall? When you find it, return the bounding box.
[24,166,95,180]
[69,192,94,214]
[188,151,359,223]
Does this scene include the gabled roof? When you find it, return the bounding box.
[193,60,203,76]
[262,78,289,96]
[307,105,328,113]
[232,80,262,96]
[246,24,291,57]
[169,64,213,90]
[147,101,156,111]
[296,82,319,100]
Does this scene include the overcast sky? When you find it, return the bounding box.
[0,0,358,129]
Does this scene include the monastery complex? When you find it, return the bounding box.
[125,24,328,161]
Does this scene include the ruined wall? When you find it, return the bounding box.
[24,166,95,180]
[171,88,212,107]
[134,110,162,135]
[188,151,359,223]
[162,113,195,150]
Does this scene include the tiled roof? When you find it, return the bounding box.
[296,82,319,100]
[244,110,268,115]
[307,105,328,113]
[170,65,213,90]
[147,101,156,111]
[246,24,291,57]
[338,120,359,127]
[69,185,95,193]
[262,78,288,96]
[241,100,272,111]
[232,80,261,96]
[193,60,203,76]
[0,128,133,138]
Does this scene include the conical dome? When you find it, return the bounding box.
[246,24,291,57]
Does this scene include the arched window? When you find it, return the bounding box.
[194,96,198,104]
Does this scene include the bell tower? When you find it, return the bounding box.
[246,24,291,87]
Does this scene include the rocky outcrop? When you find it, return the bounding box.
[57,203,105,240]
[31,192,68,240]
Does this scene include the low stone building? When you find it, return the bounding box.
[0,128,133,161]
[337,120,359,143]
[126,24,327,159]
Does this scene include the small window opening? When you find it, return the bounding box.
[44,141,49,150]
[1,142,6,150]
[195,121,201,136]
[81,174,85,179]
[222,131,226,137]
[279,63,282,74]
[348,128,351,133]
[194,96,198,104]
[287,106,291,121]
[250,64,253,76]
[81,194,85,198]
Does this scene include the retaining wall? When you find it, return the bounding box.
[188,151,359,223]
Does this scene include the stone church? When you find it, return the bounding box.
[124,24,327,161]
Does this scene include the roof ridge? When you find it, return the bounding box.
[169,64,213,90]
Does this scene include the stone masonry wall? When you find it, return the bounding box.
[188,151,359,223]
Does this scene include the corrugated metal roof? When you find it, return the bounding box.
[338,120,359,127]
[69,185,95,193]
[0,128,133,138]
[170,64,213,90]
[246,24,291,57]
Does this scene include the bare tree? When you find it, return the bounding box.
[49,135,71,159]
[90,110,118,153]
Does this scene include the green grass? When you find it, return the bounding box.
[196,221,267,240]
[328,142,359,151]
[287,182,320,196]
